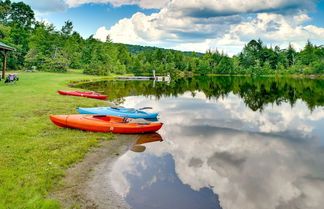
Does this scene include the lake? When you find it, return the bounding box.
[77,76,324,209]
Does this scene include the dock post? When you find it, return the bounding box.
[2,52,6,79]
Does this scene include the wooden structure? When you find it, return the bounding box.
[0,42,15,79]
[117,70,171,82]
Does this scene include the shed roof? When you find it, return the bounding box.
[0,42,15,51]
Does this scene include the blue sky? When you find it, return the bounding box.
[40,4,158,38]
[307,0,324,27]
[20,0,324,55]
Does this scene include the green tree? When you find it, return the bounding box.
[216,56,234,74]
[0,23,10,40]
[299,40,316,65]
[239,39,263,68]
[106,34,112,43]
[61,20,73,36]
[197,59,210,74]
[286,43,296,67]
[8,1,34,29]
[0,0,11,22]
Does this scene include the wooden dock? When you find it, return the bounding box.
[116,74,170,82]
[116,76,154,80]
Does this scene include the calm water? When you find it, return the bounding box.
[78,76,324,209]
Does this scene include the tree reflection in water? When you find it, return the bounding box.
[77,76,324,112]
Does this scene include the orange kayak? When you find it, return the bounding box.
[50,114,163,134]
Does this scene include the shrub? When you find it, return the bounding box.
[311,60,324,74]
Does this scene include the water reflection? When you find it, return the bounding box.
[123,92,324,137]
[160,126,324,209]
[76,76,324,111]
[79,77,324,209]
[110,92,324,209]
[130,133,163,153]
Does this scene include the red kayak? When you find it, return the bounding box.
[57,90,107,100]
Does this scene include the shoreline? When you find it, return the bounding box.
[66,74,324,89]
[50,135,135,209]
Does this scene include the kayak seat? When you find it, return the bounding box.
[93,115,107,117]
[137,122,150,125]
[130,118,149,123]
[126,108,136,112]
[93,115,111,121]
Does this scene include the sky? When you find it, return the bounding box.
[18,0,324,55]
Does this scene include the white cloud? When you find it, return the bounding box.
[20,0,68,13]
[94,9,244,53]
[93,11,169,46]
[64,0,169,9]
[23,0,318,12]
[228,13,324,50]
[95,9,324,54]
[168,0,316,17]
[91,0,323,54]
[19,0,168,13]
[35,17,52,26]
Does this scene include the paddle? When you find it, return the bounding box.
[110,106,152,110]
[139,107,153,110]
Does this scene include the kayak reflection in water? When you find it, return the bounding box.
[130,133,163,153]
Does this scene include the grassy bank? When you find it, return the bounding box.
[0,72,112,208]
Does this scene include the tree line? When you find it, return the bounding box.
[1,0,323,75]
[77,76,324,111]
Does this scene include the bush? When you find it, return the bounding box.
[113,61,126,75]
[311,60,324,74]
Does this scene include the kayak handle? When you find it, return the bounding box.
[122,116,129,123]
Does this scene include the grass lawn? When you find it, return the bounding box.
[0,72,113,208]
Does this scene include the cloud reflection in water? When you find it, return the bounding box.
[110,92,324,209]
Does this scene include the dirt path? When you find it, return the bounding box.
[50,135,135,209]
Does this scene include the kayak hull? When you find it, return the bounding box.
[78,107,158,119]
[58,90,107,100]
[50,114,162,134]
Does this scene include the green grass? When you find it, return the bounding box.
[0,72,113,209]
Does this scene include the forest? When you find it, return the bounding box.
[1,0,323,76]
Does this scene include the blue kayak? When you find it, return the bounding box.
[77,107,159,119]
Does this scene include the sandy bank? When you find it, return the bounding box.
[50,135,135,209]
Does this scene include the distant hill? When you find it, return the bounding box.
[121,44,204,57]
